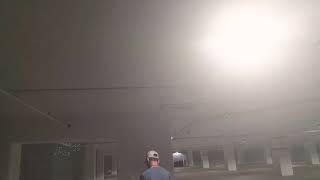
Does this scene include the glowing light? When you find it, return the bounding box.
[173,152,182,157]
[304,130,320,133]
[195,2,300,77]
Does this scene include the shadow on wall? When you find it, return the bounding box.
[0,143,9,180]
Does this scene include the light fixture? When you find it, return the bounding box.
[195,2,300,78]
[304,130,320,133]
[173,152,182,157]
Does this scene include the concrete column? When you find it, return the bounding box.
[272,148,293,176]
[224,144,237,171]
[187,150,194,167]
[209,152,215,168]
[279,149,294,176]
[236,148,245,165]
[182,153,187,167]
[200,150,210,168]
[96,150,104,180]
[265,147,273,165]
[272,138,293,176]
[111,153,118,175]
[304,142,320,165]
[7,143,22,180]
[83,144,97,180]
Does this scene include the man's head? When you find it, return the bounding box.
[146,150,160,167]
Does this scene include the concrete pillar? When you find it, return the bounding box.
[182,153,187,167]
[111,154,118,175]
[83,144,97,180]
[265,147,273,165]
[272,148,293,176]
[279,149,294,176]
[209,152,215,168]
[200,150,210,168]
[236,148,245,165]
[96,150,104,180]
[271,138,293,176]
[304,142,320,165]
[7,143,22,180]
[224,144,237,171]
[187,150,194,167]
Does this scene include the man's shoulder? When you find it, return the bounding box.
[158,166,170,174]
[141,167,172,180]
[143,166,170,174]
[142,168,152,174]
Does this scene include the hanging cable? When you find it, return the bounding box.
[0,88,68,128]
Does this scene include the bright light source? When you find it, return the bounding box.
[304,129,320,133]
[195,2,300,77]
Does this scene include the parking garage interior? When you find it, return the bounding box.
[2,0,320,180]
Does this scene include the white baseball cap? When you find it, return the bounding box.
[146,150,159,160]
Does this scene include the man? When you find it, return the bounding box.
[140,150,173,180]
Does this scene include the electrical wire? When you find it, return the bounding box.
[0,88,67,127]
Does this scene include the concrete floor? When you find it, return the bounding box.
[174,166,320,180]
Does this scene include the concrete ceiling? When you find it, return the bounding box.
[2,0,320,142]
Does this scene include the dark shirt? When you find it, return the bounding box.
[140,166,173,180]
